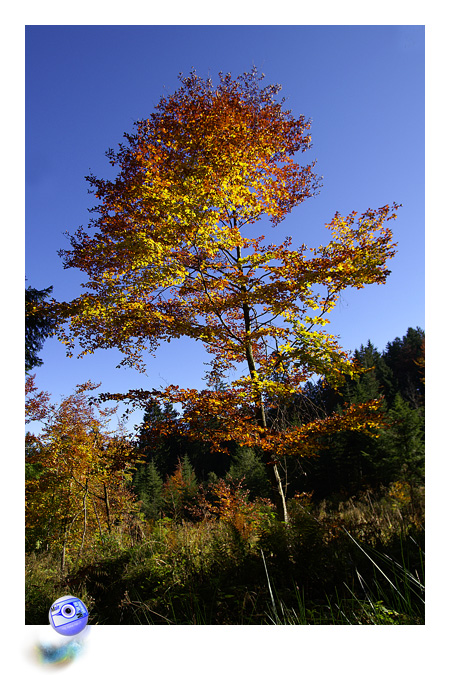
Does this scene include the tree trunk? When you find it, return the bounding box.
[61,525,67,574]
[241,319,289,518]
[76,479,89,562]
[237,242,290,521]
[92,495,104,543]
[104,483,112,534]
[271,458,290,523]
[61,512,79,573]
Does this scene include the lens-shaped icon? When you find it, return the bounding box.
[49,596,89,636]
[61,604,76,619]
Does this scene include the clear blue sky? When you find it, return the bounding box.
[25,25,425,433]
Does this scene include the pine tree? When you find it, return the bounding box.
[180,454,198,497]
[293,329,425,498]
[384,393,424,486]
[25,285,56,372]
[228,446,271,498]
[134,460,164,521]
[383,327,425,408]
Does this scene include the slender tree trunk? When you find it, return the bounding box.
[237,242,289,522]
[76,479,89,562]
[104,483,112,534]
[61,525,67,574]
[60,511,79,573]
[92,495,104,543]
[271,459,290,523]
[60,480,72,573]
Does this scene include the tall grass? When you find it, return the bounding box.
[263,528,424,625]
[26,486,424,625]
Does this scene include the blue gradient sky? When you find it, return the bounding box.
[25,25,424,433]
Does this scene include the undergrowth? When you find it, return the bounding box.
[25,486,424,625]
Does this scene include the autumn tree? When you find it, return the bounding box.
[25,373,52,424]
[56,69,399,521]
[25,381,142,570]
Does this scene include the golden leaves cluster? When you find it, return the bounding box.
[26,381,142,558]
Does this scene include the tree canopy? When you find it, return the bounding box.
[25,380,141,569]
[55,69,400,519]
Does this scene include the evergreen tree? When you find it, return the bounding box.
[383,393,425,486]
[375,356,396,406]
[136,400,182,478]
[136,400,231,481]
[383,327,425,408]
[293,329,425,499]
[180,454,198,496]
[133,460,164,521]
[228,446,271,498]
[25,285,56,372]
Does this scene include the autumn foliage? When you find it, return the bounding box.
[53,69,399,519]
[26,379,142,569]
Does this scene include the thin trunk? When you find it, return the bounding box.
[60,480,72,573]
[76,478,89,562]
[237,243,289,522]
[271,460,290,524]
[104,483,112,534]
[92,495,104,543]
[61,525,67,574]
[60,511,79,573]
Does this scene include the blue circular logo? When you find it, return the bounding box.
[49,595,89,636]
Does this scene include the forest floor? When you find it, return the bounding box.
[25,486,424,625]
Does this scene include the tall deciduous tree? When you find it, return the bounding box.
[56,69,399,520]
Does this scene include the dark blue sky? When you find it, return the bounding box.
[25,25,424,431]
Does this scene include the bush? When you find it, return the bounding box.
[25,552,71,624]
